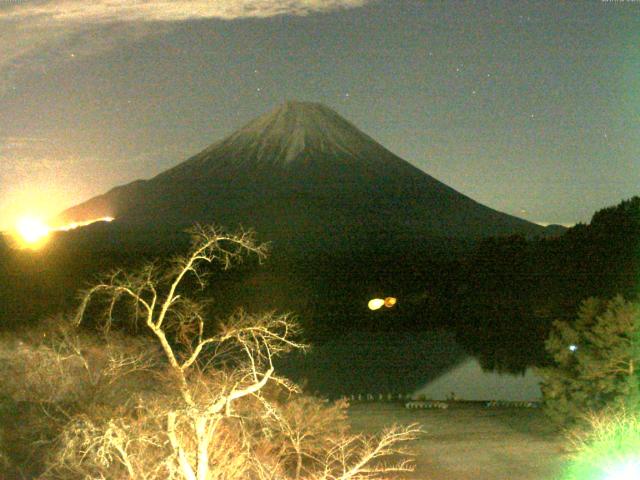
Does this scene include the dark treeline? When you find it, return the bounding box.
[453,196,640,372]
[1,197,638,374]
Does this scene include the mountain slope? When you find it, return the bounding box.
[58,101,545,247]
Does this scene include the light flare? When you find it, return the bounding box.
[605,460,640,480]
[15,217,50,246]
[10,216,114,249]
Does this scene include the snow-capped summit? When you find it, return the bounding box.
[222,100,371,164]
[160,100,405,178]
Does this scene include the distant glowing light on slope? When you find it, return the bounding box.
[368,297,397,310]
[11,216,115,249]
[55,216,114,231]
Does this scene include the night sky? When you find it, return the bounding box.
[1,0,638,231]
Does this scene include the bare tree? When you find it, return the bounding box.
[41,225,420,480]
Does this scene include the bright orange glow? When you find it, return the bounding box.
[15,216,50,248]
[384,297,397,308]
[10,216,115,250]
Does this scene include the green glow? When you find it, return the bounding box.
[605,461,640,480]
[563,411,640,480]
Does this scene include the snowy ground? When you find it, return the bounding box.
[348,402,568,480]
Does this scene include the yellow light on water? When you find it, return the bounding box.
[368,297,397,310]
[15,216,50,248]
[368,298,385,310]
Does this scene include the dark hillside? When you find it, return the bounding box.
[57,101,546,249]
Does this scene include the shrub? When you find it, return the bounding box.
[3,226,421,479]
[538,296,640,426]
[562,407,640,480]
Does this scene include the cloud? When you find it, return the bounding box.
[0,135,81,180]
[0,0,371,91]
[2,0,371,23]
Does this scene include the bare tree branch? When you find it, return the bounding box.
[34,225,420,480]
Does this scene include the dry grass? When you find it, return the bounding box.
[1,227,423,480]
[347,402,567,480]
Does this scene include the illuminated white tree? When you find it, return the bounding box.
[42,225,419,480]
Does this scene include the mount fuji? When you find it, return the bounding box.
[58,101,546,248]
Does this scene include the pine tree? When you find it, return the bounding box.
[538,295,640,426]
